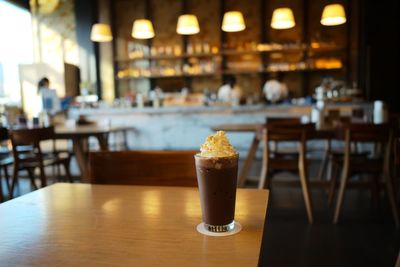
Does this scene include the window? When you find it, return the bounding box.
[0,0,33,105]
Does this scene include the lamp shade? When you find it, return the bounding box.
[321,4,346,26]
[271,8,296,29]
[222,11,246,32]
[90,23,113,42]
[176,14,200,35]
[132,19,155,39]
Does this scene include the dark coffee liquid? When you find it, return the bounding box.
[195,155,238,226]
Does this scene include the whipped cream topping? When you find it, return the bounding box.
[199,131,237,157]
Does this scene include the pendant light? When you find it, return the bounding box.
[90,23,113,42]
[177,14,200,35]
[321,4,346,26]
[271,8,296,29]
[132,19,155,39]
[222,11,246,32]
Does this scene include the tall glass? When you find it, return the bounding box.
[194,154,239,232]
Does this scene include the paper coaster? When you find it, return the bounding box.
[196,221,242,237]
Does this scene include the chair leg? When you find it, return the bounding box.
[299,156,314,224]
[9,163,19,199]
[239,134,260,187]
[39,165,47,188]
[382,134,399,227]
[258,145,270,190]
[333,164,350,224]
[317,140,331,181]
[328,161,338,206]
[3,165,10,192]
[123,130,129,150]
[56,162,61,179]
[63,162,73,183]
[383,171,400,227]
[258,159,269,189]
[0,169,3,202]
[258,132,269,189]
[26,168,38,190]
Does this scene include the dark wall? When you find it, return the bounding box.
[74,0,101,98]
[360,0,400,111]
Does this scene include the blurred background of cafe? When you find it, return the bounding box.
[0,0,400,266]
[0,0,398,153]
[0,0,398,118]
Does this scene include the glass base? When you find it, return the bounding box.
[204,221,235,233]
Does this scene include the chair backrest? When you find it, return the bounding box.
[89,150,198,187]
[9,127,55,146]
[9,127,55,160]
[340,123,391,143]
[265,118,315,142]
[339,123,393,168]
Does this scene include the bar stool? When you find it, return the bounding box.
[258,119,315,223]
[331,123,399,226]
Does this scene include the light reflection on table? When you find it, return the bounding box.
[0,183,268,266]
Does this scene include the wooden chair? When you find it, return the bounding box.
[9,127,72,198]
[259,119,315,223]
[331,123,399,226]
[265,118,302,154]
[317,110,362,181]
[89,150,198,187]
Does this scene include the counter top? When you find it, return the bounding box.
[69,102,369,118]
[68,102,371,152]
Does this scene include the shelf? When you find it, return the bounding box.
[308,46,345,53]
[115,46,344,63]
[116,53,219,62]
[117,67,343,80]
[117,72,217,80]
[223,67,343,75]
[222,69,263,75]
[265,67,344,73]
[222,47,304,56]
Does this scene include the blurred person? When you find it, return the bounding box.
[262,73,288,104]
[37,77,60,115]
[218,76,242,104]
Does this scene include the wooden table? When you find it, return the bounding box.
[55,125,134,182]
[0,183,269,266]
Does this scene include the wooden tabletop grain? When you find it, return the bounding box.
[0,183,269,266]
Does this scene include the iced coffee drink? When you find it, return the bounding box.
[195,131,239,232]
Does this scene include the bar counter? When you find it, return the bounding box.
[69,103,371,153]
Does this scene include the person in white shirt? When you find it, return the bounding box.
[37,77,61,115]
[263,74,288,103]
[218,76,242,105]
